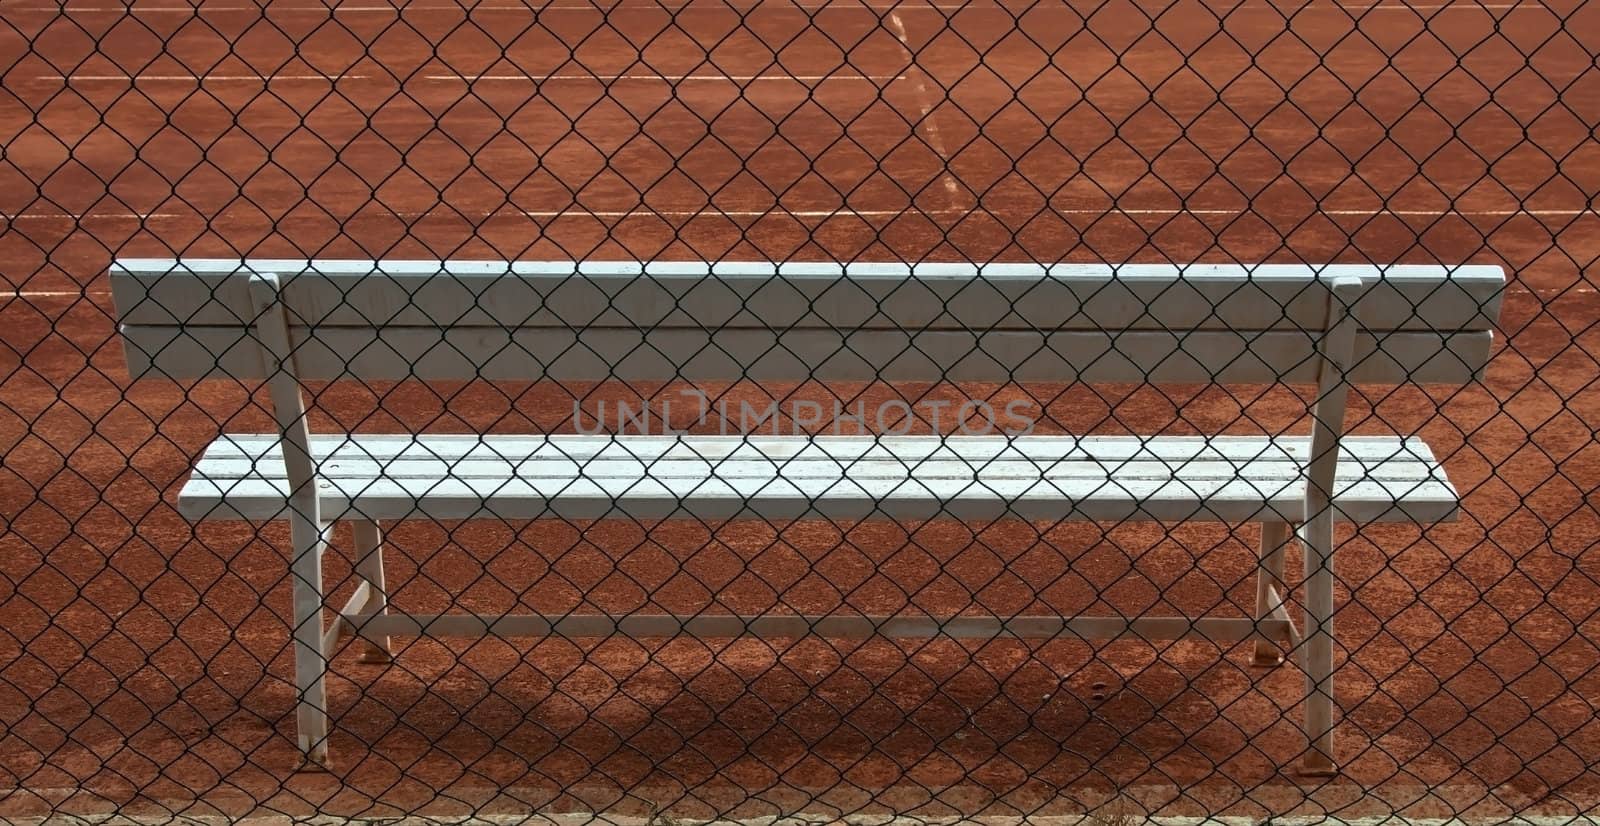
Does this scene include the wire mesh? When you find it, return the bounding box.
[1,0,1597,823]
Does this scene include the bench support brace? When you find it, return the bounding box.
[1253,520,1295,667]
[350,520,391,663]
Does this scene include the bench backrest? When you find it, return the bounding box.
[113,260,1503,386]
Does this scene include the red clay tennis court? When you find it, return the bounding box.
[1,0,1597,822]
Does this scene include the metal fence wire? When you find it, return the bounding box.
[1,0,1597,823]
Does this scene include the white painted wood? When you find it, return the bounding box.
[176,434,1460,524]
[322,581,372,654]
[190,432,1450,464]
[111,259,1505,777]
[1297,519,1339,777]
[350,521,390,664]
[119,324,1495,384]
[186,443,1448,479]
[1253,521,1293,667]
[337,610,1295,644]
[247,273,330,770]
[1297,275,1364,776]
[1269,586,1302,648]
[112,259,1502,384]
[1306,276,1367,522]
[113,259,1505,776]
[111,259,1505,332]
[181,474,1457,524]
[189,457,1445,485]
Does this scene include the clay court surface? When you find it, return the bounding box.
[1,0,1598,821]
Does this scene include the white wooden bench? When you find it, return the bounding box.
[112,258,1503,775]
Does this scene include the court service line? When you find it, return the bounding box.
[47,73,366,82]
[12,2,989,10]
[884,10,964,207]
[43,72,906,83]
[515,206,1600,219]
[428,73,908,82]
[1324,2,1541,6]
[0,290,112,298]
[11,2,1558,11]
[5,207,1597,221]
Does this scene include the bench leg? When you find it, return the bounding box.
[1300,519,1337,776]
[351,520,392,664]
[1253,521,1292,667]
[289,513,331,769]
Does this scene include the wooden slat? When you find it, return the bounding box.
[120,324,1494,384]
[339,610,1293,643]
[189,436,1448,482]
[178,473,1458,523]
[194,433,1444,464]
[188,456,1445,483]
[110,260,1505,332]
[176,433,1459,524]
[178,432,1465,521]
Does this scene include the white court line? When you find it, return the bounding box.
[13,2,984,10]
[43,72,903,83]
[506,206,1599,219]
[47,73,364,81]
[1244,1,1545,6]
[0,290,112,298]
[2,211,179,219]
[885,10,964,207]
[431,73,907,82]
[4,207,1597,220]
[4,2,1555,11]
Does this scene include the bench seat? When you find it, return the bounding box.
[179,433,1459,524]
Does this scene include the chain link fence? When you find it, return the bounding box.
[1,0,1597,823]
